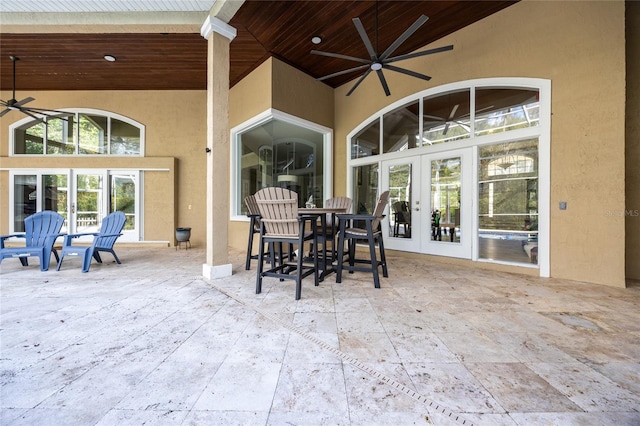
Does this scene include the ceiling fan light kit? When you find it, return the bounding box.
[1,56,69,121]
[311,9,453,97]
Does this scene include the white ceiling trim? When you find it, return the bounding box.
[201,15,236,41]
[0,0,217,13]
[0,12,209,33]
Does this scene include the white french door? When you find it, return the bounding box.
[381,157,421,252]
[421,148,472,259]
[381,148,472,259]
[71,170,107,235]
[10,169,140,241]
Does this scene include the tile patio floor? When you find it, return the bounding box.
[1,247,639,425]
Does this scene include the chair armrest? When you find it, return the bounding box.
[298,212,323,218]
[97,233,123,238]
[62,232,96,245]
[0,233,26,241]
[335,214,386,233]
[66,232,98,239]
[0,233,26,249]
[335,213,375,221]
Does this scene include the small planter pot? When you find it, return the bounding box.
[176,227,191,249]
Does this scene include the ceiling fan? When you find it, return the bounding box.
[424,104,497,135]
[311,4,453,97]
[424,104,469,135]
[1,56,68,121]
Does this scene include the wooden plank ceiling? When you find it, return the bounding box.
[0,0,518,92]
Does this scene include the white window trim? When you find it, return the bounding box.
[229,108,334,221]
[9,108,146,157]
[346,77,551,277]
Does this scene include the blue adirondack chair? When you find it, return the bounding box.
[0,211,65,271]
[56,211,126,273]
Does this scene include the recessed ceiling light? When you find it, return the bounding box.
[311,36,322,44]
[104,55,116,62]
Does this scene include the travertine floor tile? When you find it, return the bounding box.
[2,247,639,425]
[466,362,581,412]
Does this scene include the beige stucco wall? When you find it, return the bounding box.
[271,59,334,129]
[626,0,640,281]
[227,57,334,252]
[330,0,627,287]
[0,90,206,246]
[229,58,273,128]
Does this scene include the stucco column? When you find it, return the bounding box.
[200,16,236,279]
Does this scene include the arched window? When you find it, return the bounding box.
[347,78,550,275]
[10,109,144,156]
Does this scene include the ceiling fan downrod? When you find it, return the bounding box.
[10,56,19,103]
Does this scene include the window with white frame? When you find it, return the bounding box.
[11,110,144,156]
[231,110,333,218]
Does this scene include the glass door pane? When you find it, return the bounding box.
[75,173,104,233]
[352,163,379,214]
[430,157,461,243]
[42,174,69,233]
[110,173,137,233]
[389,163,412,237]
[422,149,472,259]
[478,139,539,265]
[382,158,421,253]
[13,175,37,232]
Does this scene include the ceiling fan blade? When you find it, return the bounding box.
[0,108,10,117]
[352,17,377,60]
[317,63,371,81]
[448,104,460,120]
[14,97,35,107]
[376,69,391,97]
[423,114,445,120]
[17,108,44,122]
[441,105,461,134]
[310,49,371,64]
[455,121,471,131]
[23,109,70,122]
[380,14,429,61]
[383,64,431,81]
[346,68,372,96]
[457,105,495,121]
[22,106,70,115]
[385,45,454,64]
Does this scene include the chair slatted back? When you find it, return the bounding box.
[371,190,390,231]
[254,187,300,237]
[325,196,352,212]
[24,211,65,247]
[325,196,352,227]
[393,201,410,223]
[93,212,126,250]
[244,195,262,230]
